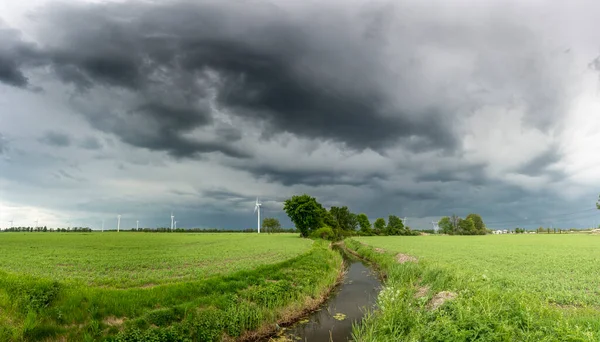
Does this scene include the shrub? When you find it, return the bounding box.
[310,227,336,240]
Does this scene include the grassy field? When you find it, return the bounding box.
[0,233,342,341]
[355,234,600,306]
[0,233,313,288]
[347,235,600,341]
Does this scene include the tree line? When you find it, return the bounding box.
[282,194,418,239]
[2,226,93,232]
[437,214,487,235]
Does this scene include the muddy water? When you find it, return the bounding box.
[274,257,382,342]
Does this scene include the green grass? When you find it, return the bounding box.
[0,233,342,341]
[0,233,313,288]
[354,235,600,306]
[346,236,600,341]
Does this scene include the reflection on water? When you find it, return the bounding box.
[274,258,382,342]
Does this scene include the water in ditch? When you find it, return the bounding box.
[269,252,382,342]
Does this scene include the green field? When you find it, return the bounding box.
[0,233,342,341]
[346,235,600,341]
[0,233,313,288]
[355,234,600,306]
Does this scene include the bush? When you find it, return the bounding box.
[310,227,336,241]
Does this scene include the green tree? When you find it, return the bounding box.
[386,215,405,235]
[458,218,476,235]
[597,194,600,209]
[329,206,358,231]
[321,209,337,229]
[357,213,372,235]
[262,217,282,233]
[373,218,386,235]
[438,217,453,234]
[283,194,325,237]
[466,213,486,235]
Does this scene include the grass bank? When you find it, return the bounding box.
[345,239,600,341]
[0,238,342,341]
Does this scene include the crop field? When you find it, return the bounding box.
[355,234,600,306]
[0,233,342,341]
[347,235,600,341]
[0,233,313,288]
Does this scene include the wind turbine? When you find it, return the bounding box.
[170,212,174,231]
[117,215,121,232]
[174,221,177,230]
[254,197,262,234]
[431,221,439,234]
[34,219,39,229]
[136,220,139,230]
[8,219,13,228]
[101,219,104,232]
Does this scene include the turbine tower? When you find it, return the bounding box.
[117,215,121,232]
[254,197,262,234]
[9,219,13,228]
[431,221,439,234]
[136,220,139,230]
[174,221,177,230]
[170,212,174,231]
[101,219,104,232]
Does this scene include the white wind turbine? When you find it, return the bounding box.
[254,197,262,234]
[170,212,174,231]
[117,215,121,232]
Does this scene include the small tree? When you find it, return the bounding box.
[283,194,325,237]
[330,206,358,231]
[458,218,476,235]
[373,218,386,235]
[438,217,453,234]
[466,213,485,235]
[356,213,372,235]
[386,215,405,235]
[262,217,282,233]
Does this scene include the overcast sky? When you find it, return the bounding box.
[1,0,600,230]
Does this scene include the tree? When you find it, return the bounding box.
[357,213,372,235]
[438,217,453,234]
[450,214,460,234]
[262,217,282,233]
[329,206,358,231]
[465,213,485,235]
[373,218,386,235]
[597,194,600,209]
[386,215,405,235]
[458,218,476,235]
[283,194,325,237]
[321,209,337,229]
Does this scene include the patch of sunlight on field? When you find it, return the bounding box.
[0,233,311,288]
[356,234,600,306]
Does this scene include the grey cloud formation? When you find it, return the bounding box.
[3,0,557,157]
[79,136,102,150]
[1,0,599,230]
[38,131,71,147]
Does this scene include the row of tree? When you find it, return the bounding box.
[2,226,93,232]
[283,194,417,238]
[438,214,487,235]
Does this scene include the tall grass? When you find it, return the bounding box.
[345,239,600,341]
[0,237,342,341]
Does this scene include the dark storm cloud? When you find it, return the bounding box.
[248,166,386,187]
[0,22,46,87]
[1,0,466,157]
[38,131,71,147]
